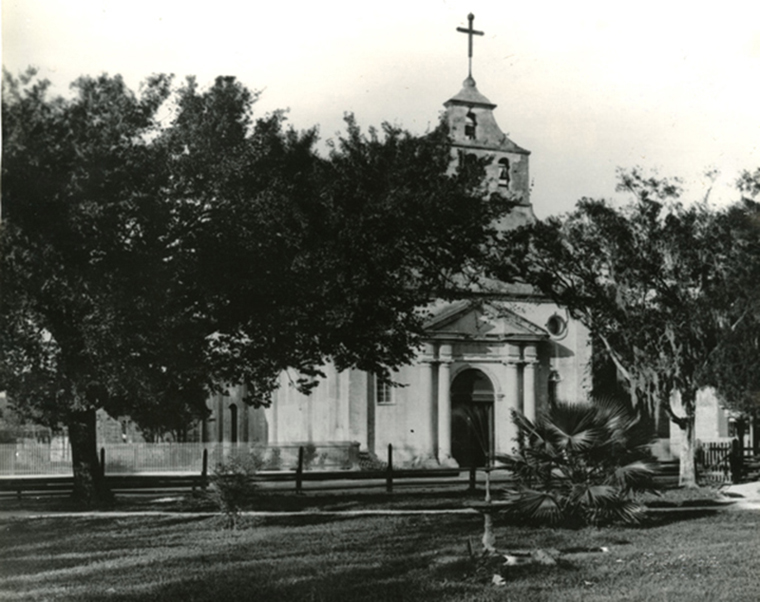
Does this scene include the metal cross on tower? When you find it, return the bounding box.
[456,13,484,79]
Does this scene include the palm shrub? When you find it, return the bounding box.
[496,397,658,526]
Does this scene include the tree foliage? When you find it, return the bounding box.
[1,70,514,502]
[1,69,194,502]
[491,168,760,486]
[700,173,760,415]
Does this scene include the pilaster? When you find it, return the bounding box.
[495,344,521,455]
[437,343,453,462]
[419,343,437,458]
[523,344,538,422]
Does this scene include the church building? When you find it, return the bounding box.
[202,15,593,468]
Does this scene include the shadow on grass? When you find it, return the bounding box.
[4,509,760,602]
[63,548,474,602]
[642,508,721,527]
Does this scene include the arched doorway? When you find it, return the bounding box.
[451,369,495,467]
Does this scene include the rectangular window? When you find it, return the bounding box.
[376,377,393,405]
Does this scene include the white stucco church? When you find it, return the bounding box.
[201,16,594,467]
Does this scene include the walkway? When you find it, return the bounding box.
[721,481,760,509]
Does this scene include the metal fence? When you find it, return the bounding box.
[0,441,361,476]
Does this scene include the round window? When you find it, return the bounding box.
[546,314,567,337]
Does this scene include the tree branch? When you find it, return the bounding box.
[598,333,632,382]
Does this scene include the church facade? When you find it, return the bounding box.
[202,68,594,467]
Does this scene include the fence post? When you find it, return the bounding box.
[730,438,744,484]
[469,465,477,492]
[386,444,393,493]
[296,446,304,495]
[100,447,106,479]
[201,448,208,491]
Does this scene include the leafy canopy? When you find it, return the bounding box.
[1,70,515,439]
[492,168,760,422]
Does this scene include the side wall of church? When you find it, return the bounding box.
[258,367,356,445]
[511,300,593,406]
[206,385,268,445]
[373,359,437,465]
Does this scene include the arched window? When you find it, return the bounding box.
[229,404,238,443]
[464,111,477,139]
[459,152,479,170]
[498,158,510,187]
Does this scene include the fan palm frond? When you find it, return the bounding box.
[608,460,658,493]
[503,489,564,524]
[500,396,659,526]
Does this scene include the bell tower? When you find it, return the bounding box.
[445,14,534,228]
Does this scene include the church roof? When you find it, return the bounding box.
[444,76,496,109]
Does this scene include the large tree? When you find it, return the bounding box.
[700,173,760,422]
[1,71,514,504]
[160,77,513,401]
[491,169,760,486]
[1,70,185,503]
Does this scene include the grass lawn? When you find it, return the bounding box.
[1,505,759,601]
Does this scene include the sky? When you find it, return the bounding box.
[3,0,760,217]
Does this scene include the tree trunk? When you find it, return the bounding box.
[678,391,697,488]
[68,408,111,507]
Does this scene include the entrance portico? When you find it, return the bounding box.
[423,299,548,464]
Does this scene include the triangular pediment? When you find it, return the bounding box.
[424,299,549,340]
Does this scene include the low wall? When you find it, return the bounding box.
[0,441,361,475]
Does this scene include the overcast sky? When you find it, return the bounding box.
[4,0,760,217]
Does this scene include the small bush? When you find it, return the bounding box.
[302,443,318,469]
[210,453,262,528]
[262,446,281,470]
